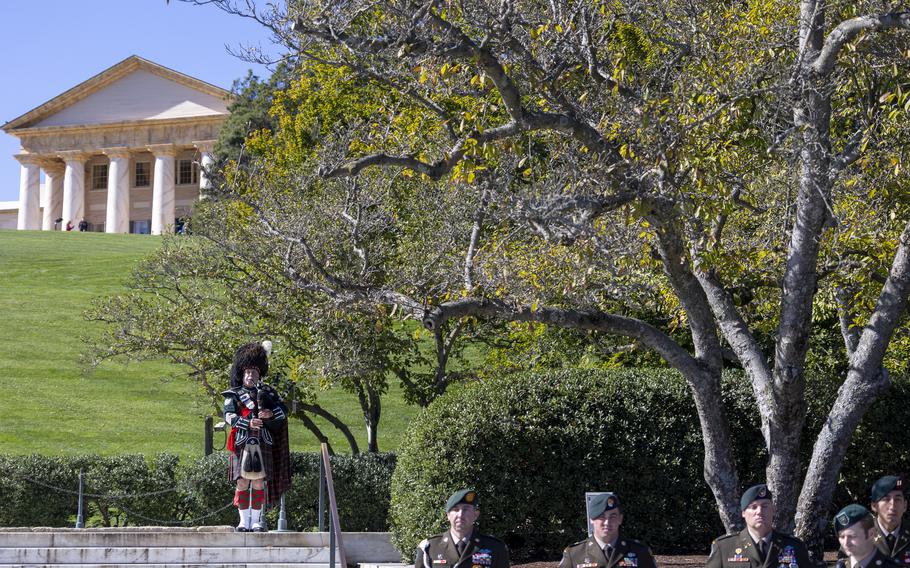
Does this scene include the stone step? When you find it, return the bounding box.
[0,530,403,565]
[0,565,337,568]
[0,546,331,564]
[0,532,340,548]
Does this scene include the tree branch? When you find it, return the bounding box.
[836,286,861,357]
[796,219,910,547]
[421,298,705,379]
[298,402,361,454]
[694,268,774,443]
[813,12,910,77]
[464,187,490,291]
[644,198,724,375]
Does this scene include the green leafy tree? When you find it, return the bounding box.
[186,0,910,553]
[214,62,295,163]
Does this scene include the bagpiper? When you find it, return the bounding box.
[223,341,291,532]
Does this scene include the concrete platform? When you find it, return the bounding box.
[0,528,404,567]
[0,565,337,568]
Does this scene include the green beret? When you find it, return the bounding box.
[446,489,478,512]
[740,484,772,511]
[834,504,871,532]
[871,475,905,503]
[589,492,621,518]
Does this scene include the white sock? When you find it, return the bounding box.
[238,507,251,529]
[251,507,263,528]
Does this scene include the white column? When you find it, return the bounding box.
[16,156,41,230]
[42,163,65,231]
[199,151,215,193]
[104,148,131,234]
[194,140,216,195]
[149,144,176,235]
[59,152,87,230]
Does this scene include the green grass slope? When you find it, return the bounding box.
[0,230,416,457]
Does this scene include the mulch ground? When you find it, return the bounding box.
[513,555,708,568]
[514,551,839,568]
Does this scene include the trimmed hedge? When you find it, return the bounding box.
[390,369,714,560]
[0,451,395,530]
[389,369,910,560]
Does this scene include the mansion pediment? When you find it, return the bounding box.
[3,56,231,154]
[32,69,228,128]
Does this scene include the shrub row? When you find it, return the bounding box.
[3,370,908,559]
[0,451,395,531]
[389,369,910,560]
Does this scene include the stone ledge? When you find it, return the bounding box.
[0,525,235,532]
[0,530,404,564]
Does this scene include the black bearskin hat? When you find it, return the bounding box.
[230,341,271,388]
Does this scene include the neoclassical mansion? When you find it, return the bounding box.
[1,56,231,234]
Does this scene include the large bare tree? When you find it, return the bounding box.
[188,0,910,552]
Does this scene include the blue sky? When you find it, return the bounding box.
[0,0,276,202]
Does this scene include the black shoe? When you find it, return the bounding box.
[252,524,267,532]
[235,526,250,532]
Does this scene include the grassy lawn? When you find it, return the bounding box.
[0,230,417,457]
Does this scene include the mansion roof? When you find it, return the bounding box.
[2,55,232,134]
[2,56,233,157]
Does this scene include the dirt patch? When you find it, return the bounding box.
[514,551,838,568]
[513,555,708,568]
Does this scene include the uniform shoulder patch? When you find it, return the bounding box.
[476,532,507,547]
[426,534,446,545]
[776,533,804,545]
[715,533,738,542]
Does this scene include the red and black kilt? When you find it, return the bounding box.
[228,423,292,508]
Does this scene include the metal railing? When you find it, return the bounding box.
[320,442,347,568]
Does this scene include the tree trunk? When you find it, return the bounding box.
[765,398,806,533]
[769,0,831,528]
[433,324,454,399]
[689,367,744,531]
[795,368,889,558]
[354,381,382,453]
[649,208,742,529]
[366,387,382,453]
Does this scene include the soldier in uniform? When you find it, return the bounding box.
[870,476,910,565]
[557,492,656,568]
[414,489,509,568]
[707,484,812,568]
[835,504,900,568]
